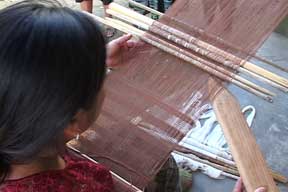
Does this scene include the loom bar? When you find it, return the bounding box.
[211,83,279,192]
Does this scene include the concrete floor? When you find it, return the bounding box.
[0,0,287,191]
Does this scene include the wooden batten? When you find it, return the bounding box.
[210,79,279,192]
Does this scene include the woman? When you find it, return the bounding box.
[0,0,134,191]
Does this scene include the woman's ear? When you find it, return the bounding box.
[64,88,105,142]
[64,110,92,141]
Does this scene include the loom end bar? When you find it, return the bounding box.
[109,3,154,26]
[210,80,279,192]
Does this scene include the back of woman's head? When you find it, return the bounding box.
[0,0,106,182]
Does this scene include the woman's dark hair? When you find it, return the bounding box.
[0,0,106,182]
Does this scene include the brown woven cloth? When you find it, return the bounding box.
[69,0,288,189]
[163,0,288,58]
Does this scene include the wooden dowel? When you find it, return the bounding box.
[108,3,288,88]
[239,68,288,93]
[243,62,288,87]
[105,17,273,101]
[211,82,279,192]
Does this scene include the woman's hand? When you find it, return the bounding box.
[233,178,266,192]
[106,34,138,68]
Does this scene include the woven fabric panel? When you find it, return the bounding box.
[70,0,288,189]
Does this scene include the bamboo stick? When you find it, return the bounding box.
[106,10,276,96]
[108,3,288,88]
[239,68,288,93]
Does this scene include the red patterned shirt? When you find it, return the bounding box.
[0,152,114,192]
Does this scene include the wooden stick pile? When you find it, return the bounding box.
[173,148,288,184]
